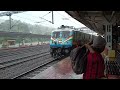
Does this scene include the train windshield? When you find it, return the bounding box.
[62,31,70,38]
[52,31,60,38]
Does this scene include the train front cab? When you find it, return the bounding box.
[50,30,73,57]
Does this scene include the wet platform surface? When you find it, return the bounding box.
[32,56,120,79]
[32,57,83,79]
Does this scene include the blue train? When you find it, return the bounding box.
[50,25,95,57]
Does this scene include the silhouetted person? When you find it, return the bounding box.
[83,36,106,79]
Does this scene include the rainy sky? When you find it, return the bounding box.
[0,11,86,28]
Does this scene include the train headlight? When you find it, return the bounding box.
[58,40,62,43]
[58,41,62,43]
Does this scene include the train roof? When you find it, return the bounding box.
[52,28,75,32]
[52,27,98,36]
[52,28,89,34]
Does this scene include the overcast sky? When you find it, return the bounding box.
[0,11,86,28]
[0,11,98,35]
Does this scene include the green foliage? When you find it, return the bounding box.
[28,24,55,35]
[0,19,53,46]
[0,19,55,35]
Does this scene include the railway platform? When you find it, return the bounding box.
[32,57,83,79]
[32,55,120,79]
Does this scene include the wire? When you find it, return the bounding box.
[21,12,53,24]
[10,19,20,29]
[21,12,40,19]
[13,12,49,23]
[20,12,45,19]
[56,11,72,19]
[11,15,51,27]
[21,11,80,26]
[13,15,39,23]
[0,12,54,32]
[56,11,96,34]
[35,21,46,23]
[55,11,82,26]
[39,17,52,23]
[14,14,52,26]
[42,11,51,18]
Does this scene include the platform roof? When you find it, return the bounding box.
[66,11,120,35]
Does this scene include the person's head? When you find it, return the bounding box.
[92,36,106,53]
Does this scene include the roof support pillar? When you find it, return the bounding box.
[104,24,112,50]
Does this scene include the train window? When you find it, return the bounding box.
[76,31,78,40]
[62,31,70,38]
[52,32,60,38]
[76,31,79,39]
[74,31,77,40]
[81,34,83,39]
[76,31,78,39]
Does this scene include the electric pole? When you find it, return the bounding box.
[0,11,26,31]
[52,11,54,24]
[9,14,12,31]
[6,13,12,31]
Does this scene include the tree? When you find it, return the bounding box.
[0,19,55,35]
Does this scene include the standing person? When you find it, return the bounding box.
[83,36,106,79]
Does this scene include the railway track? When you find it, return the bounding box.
[0,45,49,58]
[0,53,67,79]
[0,45,50,64]
[0,54,68,79]
[12,55,68,79]
[0,44,68,79]
[0,52,52,79]
[0,52,50,69]
[0,45,52,79]
[12,58,59,79]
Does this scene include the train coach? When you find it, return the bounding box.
[50,26,96,57]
